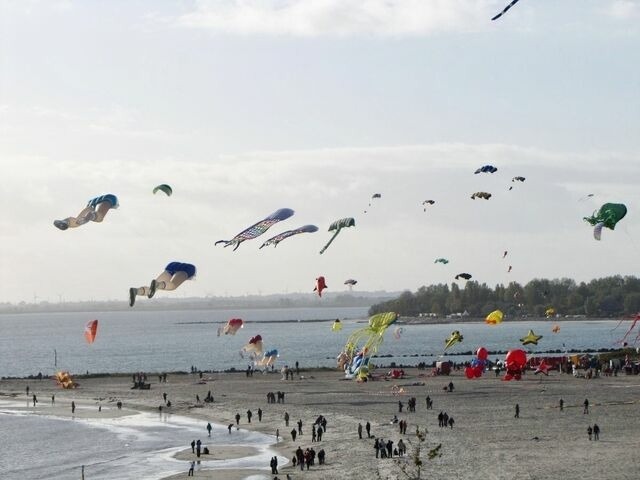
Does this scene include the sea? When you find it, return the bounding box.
[0,306,634,479]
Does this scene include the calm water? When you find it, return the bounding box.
[0,307,630,378]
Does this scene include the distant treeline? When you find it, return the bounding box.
[369,276,640,318]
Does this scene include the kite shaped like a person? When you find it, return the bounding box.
[54,194,119,230]
[216,208,294,251]
[129,262,196,307]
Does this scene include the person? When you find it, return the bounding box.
[33,394,37,407]
[398,400,403,413]
[54,194,119,231]
[284,411,290,426]
[258,408,263,422]
[559,398,564,411]
[312,424,317,442]
[196,439,201,457]
[448,381,454,392]
[318,449,325,465]
[235,412,241,425]
[129,262,197,307]
[191,440,196,453]
[358,423,363,439]
[71,401,76,414]
[228,424,233,434]
[295,361,299,375]
[247,409,253,423]
[587,425,593,440]
[583,398,589,414]
[365,421,371,438]
[515,404,520,418]
[397,439,406,456]
[593,424,600,440]
[426,395,432,409]
[26,386,29,396]
[276,428,279,442]
[51,394,55,405]
[291,428,297,441]
[270,456,278,474]
[207,422,212,437]
[448,417,455,429]
[203,446,209,455]
[188,461,195,476]
[297,419,303,435]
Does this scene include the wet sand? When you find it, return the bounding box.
[3,368,640,479]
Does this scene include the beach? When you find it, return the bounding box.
[2,366,640,480]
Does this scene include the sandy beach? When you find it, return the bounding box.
[2,367,640,480]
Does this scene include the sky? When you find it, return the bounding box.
[0,0,639,304]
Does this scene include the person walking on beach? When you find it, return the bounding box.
[187,461,195,476]
[51,394,55,405]
[291,428,297,441]
[515,404,520,418]
[235,412,241,425]
[297,419,303,435]
[593,424,600,440]
[258,408,263,422]
[276,428,279,442]
[247,409,253,423]
[71,401,76,414]
[587,425,593,440]
[26,386,29,396]
[312,424,317,442]
[448,417,455,429]
[228,424,233,434]
[559,398,564,411]
[191,440,196,453]
[583,398,589,414]
[358,423,363,439]
[448,381,454,392]
[366,421,371,438]
[207,422,212,437]
[33,394,37,407]
[284,411,290,427]
[438,411,444,427]
[398,400,403,413]
[196,439,201,457]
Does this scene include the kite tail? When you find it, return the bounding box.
[319,229,341,254]
[215,240,230,247]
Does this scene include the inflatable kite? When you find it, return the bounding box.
[130,261,197,307]
[492,0,521,21]
[485,310,504,325]
[84,319,98,344]
[423,200,435,211]
[455,273,472,280]
[314,276,327,297]
[507,265,512,273]
[520,329,543,346]
[503,250,508,258]
[216,208,294,251]
[241,335,263,357]
[474,165,498,174]
[319,217,355,254]
[552,324,560,333]
[465,347,489,379]
[444,330,463,351]
[338,312,398,380]
[153,184,172,196]
[434,258,449,265]
[583,203,627,241]
[54,194,119,231]
[344,278,358,286]
[332,319,343,332]
[218,318,244,336]
[54,371,77,389]
[503,349,527,381]
[471,192,492,200]
[534,359,551,376]
[545,308,556,318]
[258,349,279,367]
[259,224,318,248]
[393,327,404,340]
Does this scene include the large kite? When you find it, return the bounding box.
[455,273,472,280]
[520,329,543,346]
[503,349,527,381]
[474,165,498,174]
[129,262,196,307]
[258,349,279,367]
[218,318,244,336]
[153,184,173,196]
[241,335,264,357]
[319,217,355,254]
[54,194,119,230]
[485,310,503,326]
[259,224,318,248]
[583,203,627,241]
[492,0,521,21]
[54,371,77,389]
[216,208,294,251]
[84,320,98,344]
[314,276,328,297]
[444,330,463,351]
[434,258,449,265]
[471,192,492,200]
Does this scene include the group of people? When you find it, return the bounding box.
[266,391,286,403]
[373,437,406,458]
[587,424,601,440]
[292,445,325,470]
[438,411,455,428]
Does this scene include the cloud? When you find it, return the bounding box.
[174,0,495,36]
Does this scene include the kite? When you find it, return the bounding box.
[314,276,328,297]
[319,217,355,254]
[579,193,595,202]
[512,176,526,183]
[218,318,244,337]
[503,251,508,258]
[534,359,551,376]
[434,258,449,265]
[455,273,472,280]
[444,330,463,351]
[552,324,560,333]
[471,192,492,200]
[503,349,527,381]
[338,312,398,379]
[152,184,172,196]
[370,193,382,204]
[84,319,98,344]
[474,165,498,174]
[332,319,343,332]
[465,347,489,379]
[491,0,521,21]
[258,349,279,367]
[520,329,543,346]
[545,308,556,318]
[54,194,119,231]
[583,203,627,241]
[393,327,404,340]
[241,335,264,357]
[216,208,294,251]
[611,313,640,345]
[422,200,435,211]
[344,279,358,286]
[54,371,77,389]
[129,262,196,307]
[259,224,318,249]
[485,310,504,326]
[507,265,512,273]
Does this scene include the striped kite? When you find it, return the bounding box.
[259,224,318,249]
[216,208,294,251]
[319,217,355,254]
[492,0,521,21]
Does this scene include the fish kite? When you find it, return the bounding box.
[319,217,355,254]
[485,310,504,326]
[455,273,472,280]
[314,276,328,297]
[218,318,244,336]
[474,165,498,174]
[583,203,627,241]
[259,224,318,248]
[216,208,294,251]
[444,330,463,351]
[520,329,543,346]
[84,319,98,344]
[434,258,449,265]
[492,0,521,21]
[152,184,173,196]
[471,192,492,200]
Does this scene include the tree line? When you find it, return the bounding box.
[369,276,640,318]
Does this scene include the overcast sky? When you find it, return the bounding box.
[1,0,639,304]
